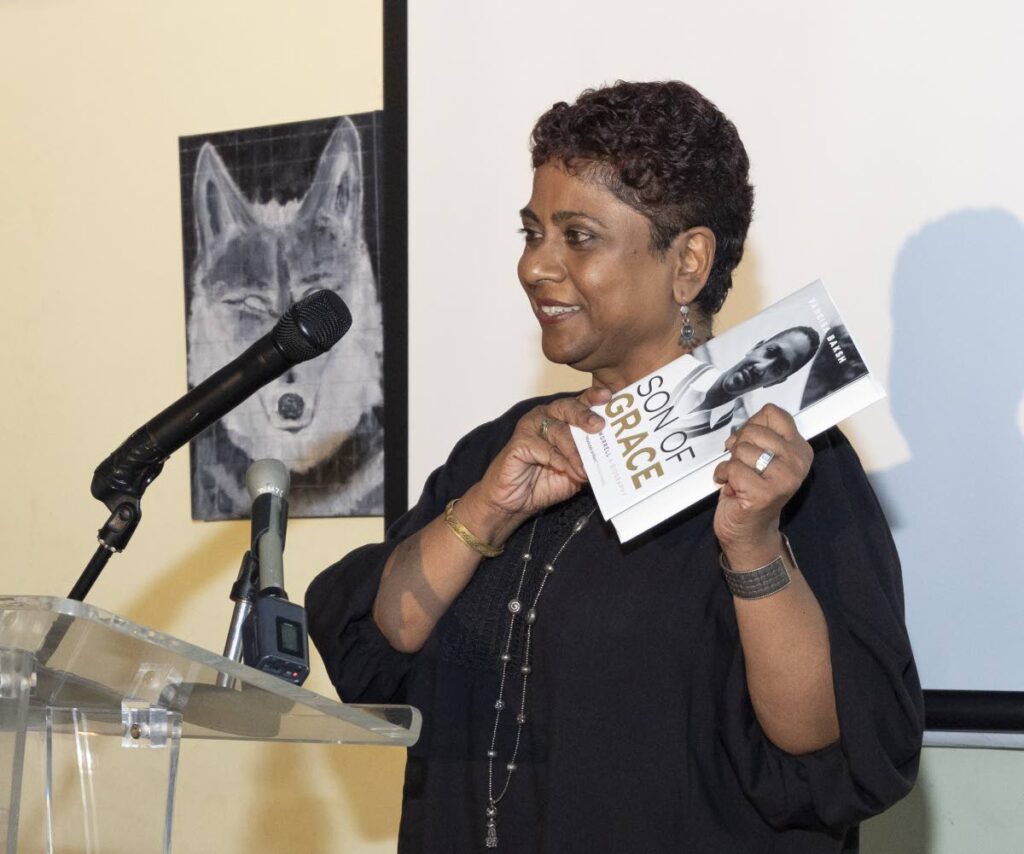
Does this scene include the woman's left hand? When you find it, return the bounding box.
[712,404,812,559]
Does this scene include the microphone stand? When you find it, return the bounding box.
[70,500,143,601]
[217,551,259,689]
[39,441,163,671]
[44,455,156,668]
[69,428,166,601]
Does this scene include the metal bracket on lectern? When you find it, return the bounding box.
[121,702,179,749]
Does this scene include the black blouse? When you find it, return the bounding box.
[306,394,924,853]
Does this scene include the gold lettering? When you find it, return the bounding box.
[606,392,635,416]
[631,462,664,489]
[616,430,649,455]
[625,447,657,470]
[610,408,642,437]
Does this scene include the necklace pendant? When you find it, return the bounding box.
[485,816,498,848]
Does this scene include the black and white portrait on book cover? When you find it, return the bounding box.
[179,113,385,520]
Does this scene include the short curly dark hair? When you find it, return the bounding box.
[530,80,754,316]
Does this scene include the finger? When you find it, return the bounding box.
[724,423,788,458]
[521,407,569,440]
[517,435,587,484]
[745,402,800,441]
[578,385,612,409]
[544,419,589,481]
[713,457,773,502]
[729,444,807,506]
[728,441,793,480]
[546,396,605,432]
[727,419,813,476]
[519,412,588,481]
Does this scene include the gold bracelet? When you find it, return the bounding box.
[444,498,504,558]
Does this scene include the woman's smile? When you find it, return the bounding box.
[533,297,582,324]
[517,162,684,389]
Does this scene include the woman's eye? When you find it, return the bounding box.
[518,227,541,243]
[565,229,593,245]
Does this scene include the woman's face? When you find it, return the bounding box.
[518,162,685,389]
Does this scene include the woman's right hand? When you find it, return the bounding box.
[373,387,611,653]
[461,388,611,541]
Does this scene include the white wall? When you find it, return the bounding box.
[407,1,1024,850]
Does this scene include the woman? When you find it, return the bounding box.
[307,81,923,853]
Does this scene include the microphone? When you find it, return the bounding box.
[70,290,350,603]
[90,289,351,510]
[246,459,290,594]
[241,459,310,684]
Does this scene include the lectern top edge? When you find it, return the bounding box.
[0,595,421,747]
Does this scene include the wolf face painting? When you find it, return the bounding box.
[180,115,384,519]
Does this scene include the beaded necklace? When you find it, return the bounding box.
[484,505,597,848]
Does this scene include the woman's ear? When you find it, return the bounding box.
[671,227,716,305]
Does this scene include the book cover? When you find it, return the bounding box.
[571,280,884,541]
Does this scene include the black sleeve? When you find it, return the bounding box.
[304,396,554,704]
[719,427,925,833]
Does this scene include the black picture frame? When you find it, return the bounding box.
[178,114,386,521]
[383,0,409,531]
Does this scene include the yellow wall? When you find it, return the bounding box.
[0,1,404,850]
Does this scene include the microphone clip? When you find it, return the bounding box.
[91,428,168,507]
[85,428,165,561]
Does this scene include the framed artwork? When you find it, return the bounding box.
[179,113,392,520]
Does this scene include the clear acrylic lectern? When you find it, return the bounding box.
[0,596,420,853]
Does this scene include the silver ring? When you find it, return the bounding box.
[753,449,776,475]
[539,417,554,440]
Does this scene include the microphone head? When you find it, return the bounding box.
[272,290,352,363]
[246,459,290,500]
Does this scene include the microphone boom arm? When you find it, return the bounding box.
[69,289,351,602]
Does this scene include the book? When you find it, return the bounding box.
[571,280,884,542]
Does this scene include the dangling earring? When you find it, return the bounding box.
[678,303,695,347]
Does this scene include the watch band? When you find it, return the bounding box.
[720,534,796,600]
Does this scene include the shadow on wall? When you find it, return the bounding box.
[863,209,1024,853]
[870,209,1024,692]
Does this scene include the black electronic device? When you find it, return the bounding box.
[242,594,310,685]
